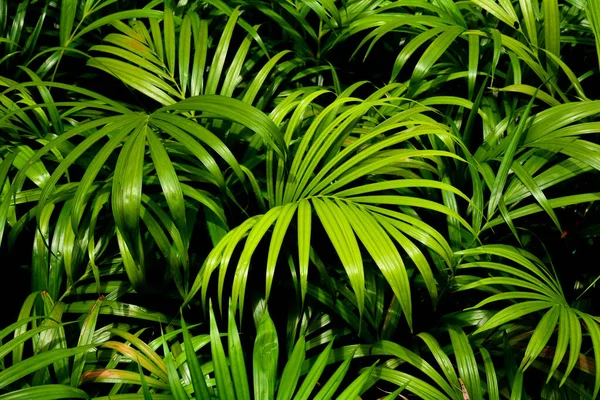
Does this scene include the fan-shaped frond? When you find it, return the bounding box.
[455,245,600,396]
[186,94,473,331]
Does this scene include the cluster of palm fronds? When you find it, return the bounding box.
[1,0,600,398]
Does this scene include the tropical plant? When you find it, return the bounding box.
[1,0,600,399]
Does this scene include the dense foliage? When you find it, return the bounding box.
[1,0,600,398]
